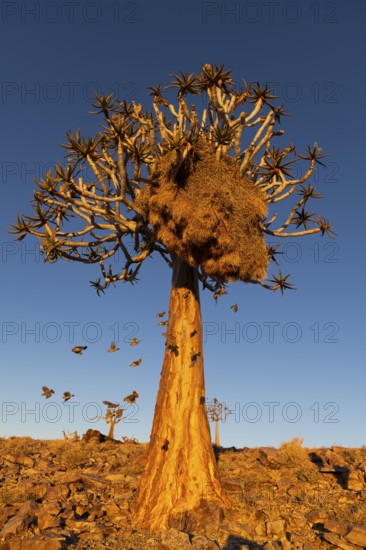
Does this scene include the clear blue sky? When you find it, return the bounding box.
[1,0,365,448]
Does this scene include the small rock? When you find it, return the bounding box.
[254,522,266,536]
[34,459,51,471]
[105,474,125,482]
[87,505,105,521]
[222,478,244,495]
[82,429,111,443]
[345,525,366,547]
[20,532,66,550]
[185,502,225,534]
[160,528,192,549]
[36,507,62,530]
[0,500,37,537]
[101,502,123,517]
[280,512,306,529]
[0,506,16,525]
[265,519,287,536]
[191,534,220,549]
[263,542,282,550]
[20,457,35,468]
[77,532,105,543]
[347,471,364,491]
[322,531,361,550]
[319,465,349,473]
[219,519,252,539]
[279,538,291,550]
[58,471,84,484]
[75,504,88,517]
[44,485,70,500]
[305,510,327,524]
[323,518,349,536]
[258,448,279,468]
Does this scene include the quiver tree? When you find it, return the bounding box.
[206,398,231,448]
[94,401,124,440]
[11,64,334,531]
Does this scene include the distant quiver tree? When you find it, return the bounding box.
[206,398,231,448]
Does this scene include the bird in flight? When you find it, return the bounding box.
[41,386,54,399]
[123,390,139,404]
[107,342,119,353]
[102,400,119,408]
[130,337,140,347]
[155,311,166,318]
[63,392,75,402]
[130,358,142,367]
[72,346,87,355]
[231,304,238,312]
[157,320,168,326]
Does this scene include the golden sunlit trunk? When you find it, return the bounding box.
[215,420,220,448]
[108,423,115,439]
[131,258,231,531]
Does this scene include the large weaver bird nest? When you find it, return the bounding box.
[137,138,269,282]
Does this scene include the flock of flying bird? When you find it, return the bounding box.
[40,304,238,407]
[40,310,166,407]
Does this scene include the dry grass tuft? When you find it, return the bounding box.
[277,437,319,483]
[1,436,34,454]
[60,442,90,469]
[138,137,268,282]
[277,437,310,467]
[0,483,26,504]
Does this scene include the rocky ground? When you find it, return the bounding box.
[1,432,366,549]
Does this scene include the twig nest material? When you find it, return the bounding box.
[138,138,269,282]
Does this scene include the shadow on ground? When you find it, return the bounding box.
[213,445,247,462]
[222,534,265,549]
[309,451,349,489]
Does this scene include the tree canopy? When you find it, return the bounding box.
[11,63,334,298]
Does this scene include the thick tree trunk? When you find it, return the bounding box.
[108,423,115,439]
[215,420,220,448]
[131,258,231,531]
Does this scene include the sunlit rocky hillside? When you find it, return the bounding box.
[1,434,366,549]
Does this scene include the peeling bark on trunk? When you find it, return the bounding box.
[131,258,231,531]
